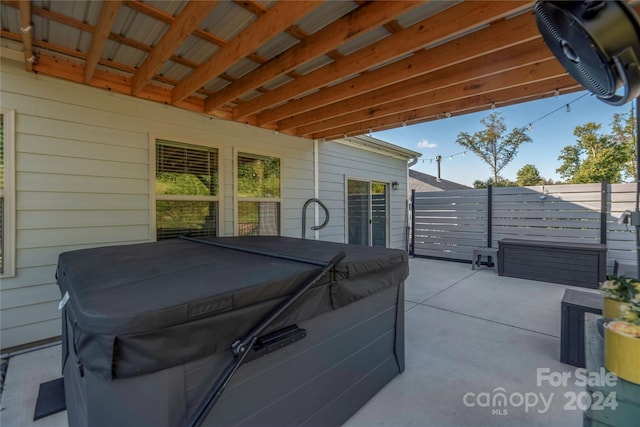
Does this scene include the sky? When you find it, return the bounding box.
[372,90,635,187]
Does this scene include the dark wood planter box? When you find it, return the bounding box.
[560,289,602,368]
[498,238,606,288]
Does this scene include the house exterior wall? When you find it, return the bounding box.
[318,140,409,250]
[0,57,409,350]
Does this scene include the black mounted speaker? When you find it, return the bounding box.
[535,0,640,105]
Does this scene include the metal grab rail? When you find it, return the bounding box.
[302,198,330,239]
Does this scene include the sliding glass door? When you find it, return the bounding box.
[347,179,388,247]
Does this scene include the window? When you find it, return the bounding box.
[154,139,219,240]
[1,109,15,277]
[236,151,281,236]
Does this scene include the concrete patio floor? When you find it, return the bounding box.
[0,257,597,427]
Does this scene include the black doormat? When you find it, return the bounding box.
[33,377,66,420]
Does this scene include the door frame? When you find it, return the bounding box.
[344,176,390,247]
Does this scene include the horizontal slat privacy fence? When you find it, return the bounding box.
[411,188,488,261]
[411,182,637,273]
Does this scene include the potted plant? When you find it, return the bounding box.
[600,275,639,318]
[605,300,640,384]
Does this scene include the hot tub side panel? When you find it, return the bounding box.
[63,283,404,427]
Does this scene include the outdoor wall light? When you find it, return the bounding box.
[392,181,400,190]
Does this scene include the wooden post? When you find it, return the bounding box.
[600,180,607,245]
[487,184,493,248]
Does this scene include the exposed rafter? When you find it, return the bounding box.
[237,0,533,121]
[295,39,553,136]
[277,15,543,132]
[0,0,597,140]
[203,1,423,112]
[316,75,582,140]
[18,0,33,71]
[171,1,324,105]
[84,0,122,84]
[131,1,218,95]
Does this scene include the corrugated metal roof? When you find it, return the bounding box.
[0,0,582,139]
[294,55,334,76]
[200,2,257,41]
[158,60,193,82]
[262,74,295,91]
[225,57,261,79]
[143,0,186,17]
[396,1,463,28]
[174,35,219,66]
[337,26,390,56]
[255,32,299,61]
[295,1,357,34]
[203,77,231,93]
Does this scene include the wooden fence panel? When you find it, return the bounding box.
[411,182,638,273]
[412,189,488,261]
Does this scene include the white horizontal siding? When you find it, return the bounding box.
[0,58,314,349]
[318,140,409,250]
[0,58,410,349]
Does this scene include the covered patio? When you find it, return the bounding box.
[1,257,589,427]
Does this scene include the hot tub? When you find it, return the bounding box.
[56,236,408,427]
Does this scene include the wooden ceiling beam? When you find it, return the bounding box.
[304,58,569,137]
[276,13,542,131]
[122,0,269,66]
[84,1,122,84]
[294,39,553,135]
[123,0,228,47]
[319,82,582,139]
[32,53,212,113]
[313,75,580,140]
[317,78,583,140]
[234,0,533,120]
[2,1,234,82]
[171,1,323,105]
[18,0,33,72]
[203,1,422,112]
[131,1,218,95]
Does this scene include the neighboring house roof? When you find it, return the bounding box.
[409,169,470,192]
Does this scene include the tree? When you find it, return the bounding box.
[610,105,637,181]
[556,121,629,183]
[456,112,532,183]
[472,177,515,189]
[516,164,545,186]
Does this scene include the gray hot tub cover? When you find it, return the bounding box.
[56,236,408,380]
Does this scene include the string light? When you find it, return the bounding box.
[419,150,468,164]
[521,92,589,132]
[491,102,496,110]
[554,88,560,97]
[415,92,590,166]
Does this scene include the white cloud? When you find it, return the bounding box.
[418,139,437,149]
